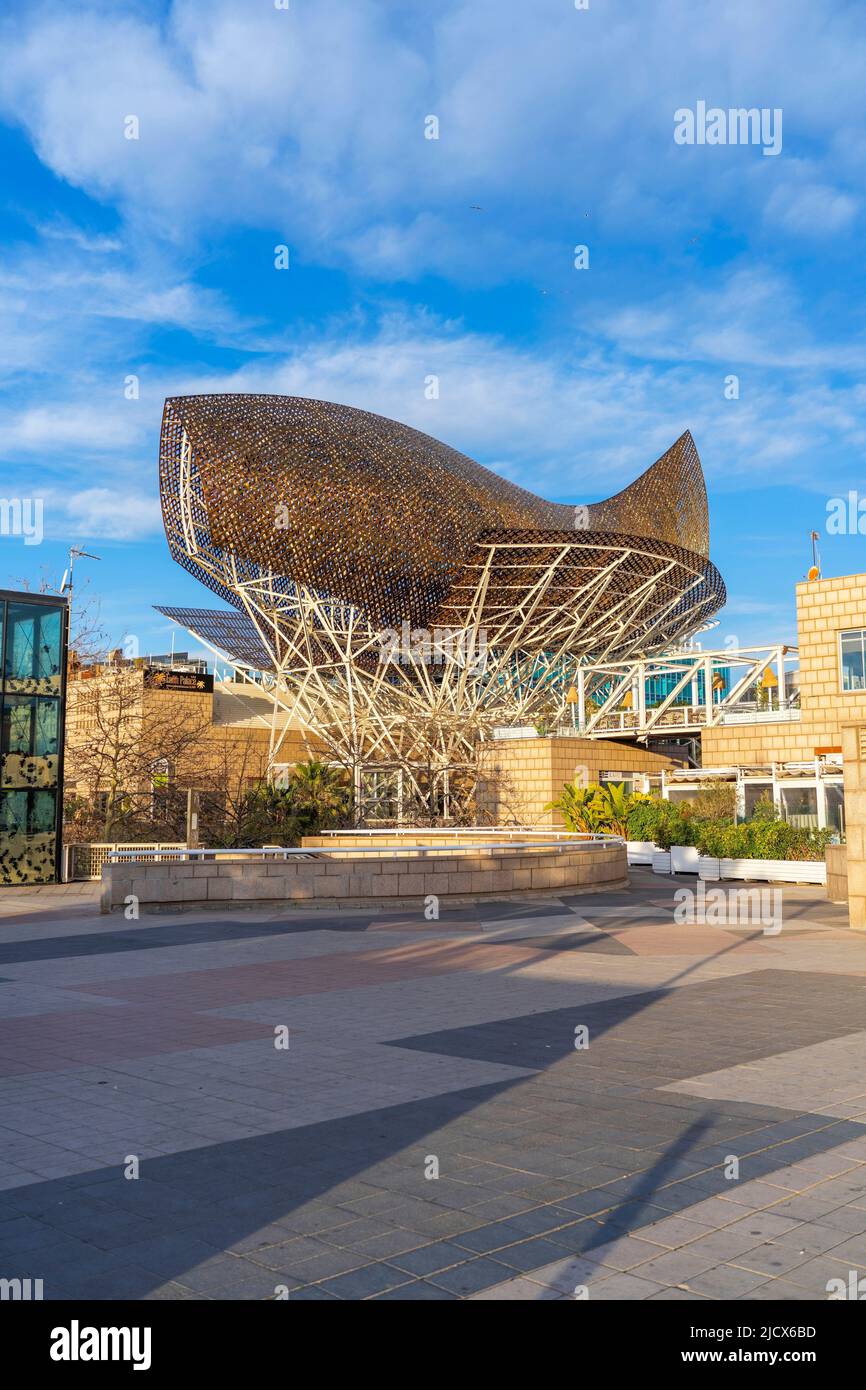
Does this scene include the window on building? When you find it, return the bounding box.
[360,769,400,822]
[1,696,60,758]
[743,782,774,818]
[3,602,64,695]
[780,785,818,829]
[840,630,866,691]
[0,788,57,834]
[825,783,845,834]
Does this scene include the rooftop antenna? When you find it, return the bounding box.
[808,530,821,581]
[59,546,101,602]
[59,547,101,657]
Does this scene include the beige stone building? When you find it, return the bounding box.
[703,571,866,767]
[63,659,313,840]
[480,734,680,827]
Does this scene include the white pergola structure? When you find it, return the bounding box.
[572,643,800,741]
[157,394,726,812]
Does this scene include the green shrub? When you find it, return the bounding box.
[750,791,779,822]
[688,781,737,821]
[626,797,696,848]
[624,793,832,862]
[546,781,649,836]
[625,798,660,843]
[544,783,603,832]
[694,818,832,862]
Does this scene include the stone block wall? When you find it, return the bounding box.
[477,735,680,826]
[842,722,866,929]
[826,843,848,904]
[100,841,628,913]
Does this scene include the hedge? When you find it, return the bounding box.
[626,797,833,862]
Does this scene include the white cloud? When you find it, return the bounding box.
[1,0,863,276]
[53,487,162,542]
[764,170,859,237]
[3,404,139,452]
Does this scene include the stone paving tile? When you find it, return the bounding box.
[426,1257,516,1296]
[388,1240,473,1276]
[818,1231,866,1266]
[629,1214,717,1248]
[470,1276,566,1300]
[373,1279,460,1300]
[1,881,866,1300]
[741,1277,817,1301]
[568,1234,659,1271]
[731,1242,815,1278]
[771,1220,851,1256]
[782,1252,863,1294]
[684,1263,773,1298]
[521,1255,615,1293]
[587,1271,667,1299]
[668,1226,771,1264]
[818,1204,866,1235]
[492,1235,581,1273]
[316,1262,413,1299]
[626,1246,721,1285]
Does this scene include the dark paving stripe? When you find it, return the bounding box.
[0,917,378,965]
[387,969,866,1077]
[372,901,570,925]
[0,900,582,965]
[500,931,634,955]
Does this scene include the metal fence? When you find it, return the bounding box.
[64,843,188,881]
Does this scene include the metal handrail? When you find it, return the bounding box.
[106,835,624,864]
[316,826,601,839]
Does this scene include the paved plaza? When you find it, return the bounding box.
[0,872,865,1301]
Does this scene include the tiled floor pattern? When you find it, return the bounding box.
[0,872,864,1300]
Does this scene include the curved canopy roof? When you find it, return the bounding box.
[160,393,725,649]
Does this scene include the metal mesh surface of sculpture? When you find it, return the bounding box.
[159,393,726,781]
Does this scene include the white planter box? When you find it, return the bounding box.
[699,857,826,886]
[670,845,700,874]
[627,840,655,865]
[652,850,671,875]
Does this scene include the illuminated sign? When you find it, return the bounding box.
[143,668,213,694]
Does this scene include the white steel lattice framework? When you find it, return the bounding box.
[569,644,799,740]
[157,395,727,785]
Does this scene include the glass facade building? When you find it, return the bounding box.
[0,591,68,884]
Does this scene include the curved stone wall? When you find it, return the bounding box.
[100,840,627,913]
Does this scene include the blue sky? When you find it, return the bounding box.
[1,0,865,662]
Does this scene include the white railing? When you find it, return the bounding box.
[106,832,624,865]
[317,826,593,839]
[718,707,801,725]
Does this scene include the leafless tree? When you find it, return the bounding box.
[64,663,216,842]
